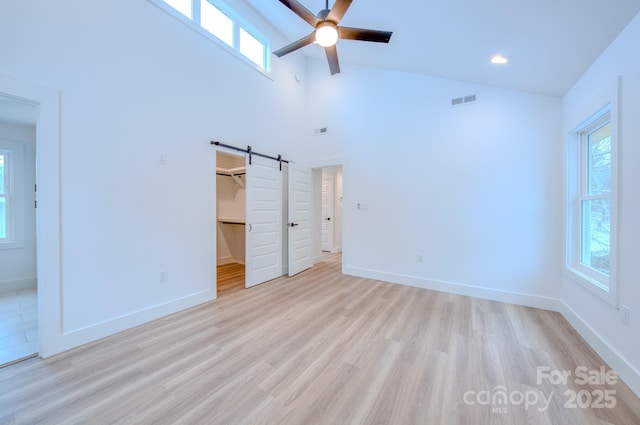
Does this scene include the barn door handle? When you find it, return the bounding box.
[288,223,299,227]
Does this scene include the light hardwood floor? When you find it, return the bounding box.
[1,255,639,424]
[217,262,245,298]
[0,289,37,367]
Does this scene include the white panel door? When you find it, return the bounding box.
[321,172,335,252]
[288,163,313,276]
[245,155,282,288]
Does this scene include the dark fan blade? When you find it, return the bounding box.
[273,32,316,57]
[339,27,393,43]
[325,45,341,75]
[327,0,352,23]
[278,0,320,27]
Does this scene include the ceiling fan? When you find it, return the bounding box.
[273,0,393,75]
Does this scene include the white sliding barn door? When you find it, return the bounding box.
[245,155,283,288]
[288,163,313,276]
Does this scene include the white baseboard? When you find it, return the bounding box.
[0,276,37,293]
[217,256,244,265]
[344,266,560,311]
[48,289,216,358]
[559,300,640,397]
[217,256,234,265]
[343,265,640,398]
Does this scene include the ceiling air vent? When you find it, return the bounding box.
[451,94,478,107]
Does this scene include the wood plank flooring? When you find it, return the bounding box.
[1,255,639,424]
[217,263,245,298]
[0,289,37,367]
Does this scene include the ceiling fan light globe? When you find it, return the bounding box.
[316,23,339,47]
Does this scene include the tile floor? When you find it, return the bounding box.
[0,288,37,367]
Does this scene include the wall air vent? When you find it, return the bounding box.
[451,94,478,107]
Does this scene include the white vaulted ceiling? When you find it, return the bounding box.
[246,0,640,97]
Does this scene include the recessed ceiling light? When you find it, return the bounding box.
[491,54,509,65]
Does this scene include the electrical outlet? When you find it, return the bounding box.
[313,127,328,136]
[159,270,168,283]
[159,153,167,165]
[621,305,630,326]
[417,255,424,263]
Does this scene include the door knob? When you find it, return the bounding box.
[324,217,331,221]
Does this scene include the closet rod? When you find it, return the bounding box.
[211,141,289,168]
[216,172,246,177]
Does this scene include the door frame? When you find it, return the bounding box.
[309,158,346,270]
[0,73,61,358]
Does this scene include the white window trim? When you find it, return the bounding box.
[565,78,620,307]
[0,150,11,241]
[0,139,26,250]
[147,0,272,77]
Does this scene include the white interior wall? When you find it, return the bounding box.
[302,62,564,308]
[0,122,36,292]
[0,0,307,354]
[561,13,640,396]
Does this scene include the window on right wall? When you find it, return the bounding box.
[567,104,618,305]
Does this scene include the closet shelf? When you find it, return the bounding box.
[216,166,246,188]
[216,166,246,176]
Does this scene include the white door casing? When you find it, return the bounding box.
[245,155,282,288]
[288,162,312,276]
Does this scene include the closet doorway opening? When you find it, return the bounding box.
[216,151,246,298]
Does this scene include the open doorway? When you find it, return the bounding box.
[312,165,343,264]
[0,95,37,366]
[215,151,246,297]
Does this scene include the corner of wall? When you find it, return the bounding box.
[343,266,562,312]
[559,300,640,397]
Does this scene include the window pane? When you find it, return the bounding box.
[201,1,233,46]
[240,28,264,68]
[581,199,610,275]
[0,154,4,195]
[587,123,611,195]
[163,0,192,18]
[0,196,5,239]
